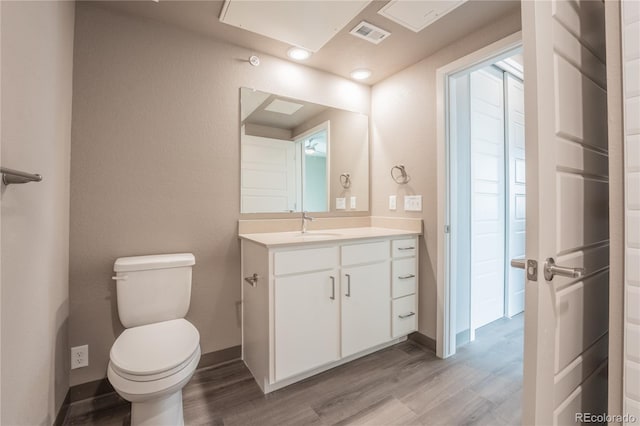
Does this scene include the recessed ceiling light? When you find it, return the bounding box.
[287,47,311,61]
[350,69,372,81]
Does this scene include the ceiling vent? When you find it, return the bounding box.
[349,21,391,45]
[378,0,467,33]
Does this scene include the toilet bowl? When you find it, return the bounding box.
[108,253,199,426]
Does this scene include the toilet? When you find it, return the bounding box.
[107,253,200,426]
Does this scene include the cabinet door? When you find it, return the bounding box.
[274,270,339,381]
[342,261,391,357]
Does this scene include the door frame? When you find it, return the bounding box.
[292,120,331,213]
[435,31,522,359]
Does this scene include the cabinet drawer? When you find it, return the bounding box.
[392,238,417,258]
[274,246,338,276]
[392,258,416,298]
[341,241,389,266]
[392,295,417,338]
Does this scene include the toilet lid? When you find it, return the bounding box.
[110,319,200,376]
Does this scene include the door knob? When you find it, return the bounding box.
[544,258,584,281]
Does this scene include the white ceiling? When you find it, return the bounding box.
[219,0,371,52]
[94,0,521,85]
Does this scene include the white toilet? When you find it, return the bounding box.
[108,253,201,426]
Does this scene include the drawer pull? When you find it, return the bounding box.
[244,273,258,287]
[398,247,415,251]
[330,276,336,300]
[345,273,351,297]
[398,274,415,280]
[398,312,415,319]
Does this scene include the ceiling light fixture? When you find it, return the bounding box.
[305,138,319,155]
[305,143,317,155]
[350,69,372,81]
[287,47,311,61]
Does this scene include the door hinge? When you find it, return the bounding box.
[444,225,451,234]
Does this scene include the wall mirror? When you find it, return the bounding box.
[240,88,369,214]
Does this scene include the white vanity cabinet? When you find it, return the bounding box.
[240,230,419,393]
[340,241,391,357]
[274,269,340,381]
[391,238,418,337]
[273,246,340,381]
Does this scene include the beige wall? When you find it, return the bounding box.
[370,9,521,338]
[69,3,369,386]
[1,1,75,423]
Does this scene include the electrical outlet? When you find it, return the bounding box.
[336,197,346,210]
[350,196,357,209]
[389,195,397,210]
[404,195,422,212]
[71,345,88,369]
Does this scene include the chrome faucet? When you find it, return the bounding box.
[301,211,314,233]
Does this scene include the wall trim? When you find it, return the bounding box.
[408,331,436,353]
[53,391,71,426]
[197,344,241,370]
[68,344,241,402]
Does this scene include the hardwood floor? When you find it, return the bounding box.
[64,315,523,426]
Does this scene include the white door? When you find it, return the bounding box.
[505,73,526,317]
[469,66,506,338]
[341,261,391,357]
[522,1,609,424]
[241,133,297,213]
[274,270,339,381]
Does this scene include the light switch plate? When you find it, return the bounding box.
[404,195,422,211]
[336,197,346,210]
[350,196,357,209]
[389,195,397,210]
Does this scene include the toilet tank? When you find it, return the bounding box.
[113,253,195,328]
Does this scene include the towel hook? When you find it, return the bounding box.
[391,165,410,184]
[339,173,351,189]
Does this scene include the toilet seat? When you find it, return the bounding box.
[108,346,201,403]
[110,318,200,382]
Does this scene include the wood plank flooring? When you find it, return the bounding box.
[64,314,523,426]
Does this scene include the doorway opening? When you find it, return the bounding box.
[294,126,329,212]
[449,50,526,348]
[435,31,524,360]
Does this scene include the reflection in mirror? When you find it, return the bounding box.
[299,127,328,212]
[240,88,369,214]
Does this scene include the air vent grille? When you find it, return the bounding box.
[349,21,390,45]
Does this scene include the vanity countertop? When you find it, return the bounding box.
[239,227,421,248]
